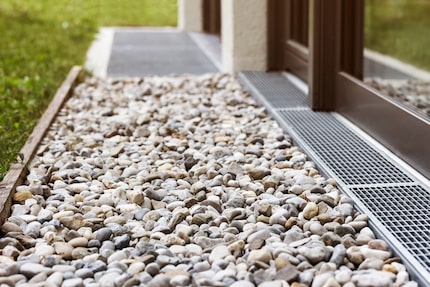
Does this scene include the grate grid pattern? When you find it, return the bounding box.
[239,71,430,285]
[352,185,430,272]
[108,31,217,77]
[277,110,413,185]
[242,72,308,108]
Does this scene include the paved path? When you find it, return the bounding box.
[86,28,216,77]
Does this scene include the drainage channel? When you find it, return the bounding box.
[238,71,430,287]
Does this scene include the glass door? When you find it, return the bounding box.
[284,0,310,82]
[334,0,430,178]
[364,0,430,120]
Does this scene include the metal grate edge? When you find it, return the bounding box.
[238,71,430,287]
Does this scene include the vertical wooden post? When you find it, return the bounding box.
[203,0,221,35]
[308,0,364,111]
[291,0,309,46]
[308,0,339,111]
[284,0,310,82]
[267,0,286,70]
[339,0,364,80]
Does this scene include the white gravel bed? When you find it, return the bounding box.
[0,74,418,287]
[365,78,430,118]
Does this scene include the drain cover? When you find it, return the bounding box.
[108,31,218,77]
[276,109,414,185]
[352,185,430,272]
[241,71,308,108]
[239,71,430,286]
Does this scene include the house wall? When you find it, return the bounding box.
[221,0,268,73]
[178,0,204,32]
[178,0,268,73]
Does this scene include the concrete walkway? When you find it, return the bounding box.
[85,27,430,81]
[85,27,218,77]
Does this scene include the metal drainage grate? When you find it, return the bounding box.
[241,71,308,108]
[276,109,414,185]
[108,31,218,77]
[352,185,430,272]
[238,71,430,286]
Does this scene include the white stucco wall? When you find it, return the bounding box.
[178,0,204,32]
[221,0,268,73]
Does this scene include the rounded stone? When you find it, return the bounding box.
[2,245,20,258]
[298,244,329,265]
[54,242,74,260]
[13,190,33,203]
[128,262,146,275]
[75,268,94,279]
[35,244,55,256]
[62,278,84,287]
[107,251,128,264]
[231,280,255,287]
[209,245,231,263]
[20,263,52,278]
[1,222,23,233]
[94,227,113,242]
[358,258,384,270]
[247,248,272,264]
[98,272,120,287]
[145,263,160,277]
[351,271,396,287]
[368,239,389,251]
[72,247,92,259]
[303,202,319,220]
[147,274,170,287]
[113,234,130,249]
[68,237,88,248]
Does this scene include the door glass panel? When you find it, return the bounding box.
[364,0,430,119]
[290,0,309,47]
[284,0,309,83]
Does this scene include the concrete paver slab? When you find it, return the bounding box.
[107,29,218,77]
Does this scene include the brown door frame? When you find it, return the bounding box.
[202,0,221,35]
[284,0,310,82]
[320,0,430,178]
[270,0,429,177]
[267,0,286,71]
[309,0,338,110]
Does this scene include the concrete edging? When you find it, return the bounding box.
[365,49,430,80]
[0,66,83,225]
[85,28,115,78]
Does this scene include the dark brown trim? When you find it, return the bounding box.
[285,40,309,81]
[267,0,286,71]
[286,40,309,60]
[339,0,364,79]
[337,73,430,178]
[308,0,339,110]
[0,66,83,225]
[284,0,310,82]
[202,0,221,35]
[291,0,309,46]
[334,0,429,178]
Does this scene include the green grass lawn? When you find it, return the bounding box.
[365,0,430,72]
[0,0,177,180]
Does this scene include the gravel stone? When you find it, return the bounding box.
[62,277,84,287]
[0,74,416,287]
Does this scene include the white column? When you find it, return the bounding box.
[221,0,268,73]
[178,0,204,32]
